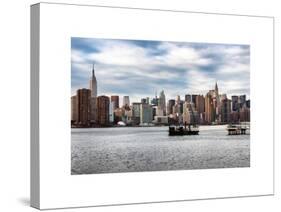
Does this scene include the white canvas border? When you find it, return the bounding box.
[33,2,274,209]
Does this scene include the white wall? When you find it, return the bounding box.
[0,0,280,211]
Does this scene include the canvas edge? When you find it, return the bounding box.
[30,3,40,210]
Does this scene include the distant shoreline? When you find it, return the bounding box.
[71,123,241,129]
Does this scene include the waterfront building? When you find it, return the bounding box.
[124,107,132,124]
[146,97,150,105]
[156,106,164,116]
[230,111,240,123]
[71,95,78,123]
[111,95,119,110]
[114,107,124,123]
[176,95,181,105]
[196,95,205,114]
[182,102,199,124]
[76,88,91,126]
[90,97,97,124]
[220,97,231,123]
[246,99,250,108]
[132,102,141,125]
[205,91,215,124]
[179,100,184,114]
[239,95,246,108]
[109,101,114,123]
[89,63,97,98]
[185,94,191,103]
[167,99,175,115]
[196,95,205,123]
[159,90,166,115]
[231,95,239,112]
[141,98,147,104]
[191,94,198,108]
[97,95,110,125]
[140,103,153,124]
[172,104,180,115]
[239,105,250,122]
[123,96,130,107]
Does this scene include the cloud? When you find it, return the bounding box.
[71,37,250,102]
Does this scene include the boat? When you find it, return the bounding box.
[169,123,199,136]
[227,122,250,135]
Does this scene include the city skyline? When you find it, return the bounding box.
[71,38,250,103]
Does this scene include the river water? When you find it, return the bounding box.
[71,125,250,174]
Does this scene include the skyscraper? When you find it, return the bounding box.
[89,63,97,97]
[239,95,246,107]
[97,95,110,125]
[140,103,153,124]
[132,102,141,125]
[159,90,166,115]
[221,97,231,123]
[191,94,198,108]
[123,96,130,107]
[111,95,119,110]
[167,99,175,115]
[185,94,191,103]
[205,91,215,124]
[195,95,205,114]
[76,88,91,126]
[176,95,181,105]
[90,97,97,124]
[231,96,239,112]
[71,95,78,123]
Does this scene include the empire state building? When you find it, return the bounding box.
[89,63,97,97]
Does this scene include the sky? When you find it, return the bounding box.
[71,37,250,103]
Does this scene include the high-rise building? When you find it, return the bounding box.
[97,95,110,125]
[71,95,78,123]
[221,97,231,123]
[196,95,205,123]
[76,88,91,126]
[185,94,191,103]
[141,98,147,104]
[156,106,164,116]
[196,95,205,114]
[191,94,198,108]
[109,101,114,123]
[183,102,198,124]
[239,105,250,122]
[123,96,130,107]
[132,103,141,125]
[146,97,150,105]
[114,108,124,123]
[239,95,246,107]
[167,99,175,115]
[89,63,97,97]
[179,100,184,114]
[90,97,97,124]
[110,95,119,110]
[205,91,215,124]
[231,96,239,112]
[175,95,181,105]
[246,99,250,108]
[159,90,166,115]
[140,104,153,124]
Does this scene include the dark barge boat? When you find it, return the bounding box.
[169,122,199,136]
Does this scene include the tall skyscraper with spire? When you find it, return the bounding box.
[89,63,97,97]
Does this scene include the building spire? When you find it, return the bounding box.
[215,81,218,93]
[92,63,95,76]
